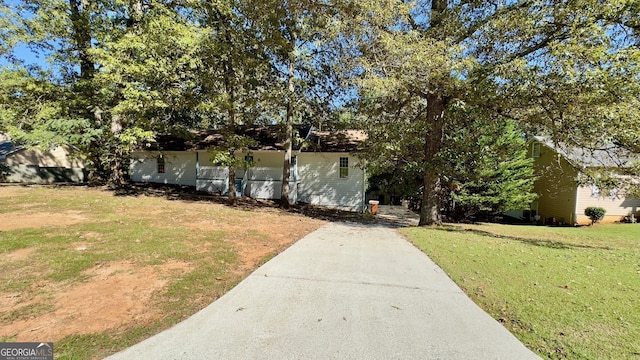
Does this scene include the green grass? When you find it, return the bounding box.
[402,223,640,359]
[1,303,55,324]
[0,186,323,359]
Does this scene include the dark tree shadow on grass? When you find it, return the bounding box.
[17,182,409,226]
[435,226,615,251]
[112,182,376,224]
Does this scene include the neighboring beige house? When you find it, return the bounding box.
[129,126,367,212]
[0,139,86,183]
[528,136,640,225]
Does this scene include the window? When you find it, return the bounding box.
[157,155,165,174]
[591,185,600,198]
[532,143,541,158]
[339,157,348,178]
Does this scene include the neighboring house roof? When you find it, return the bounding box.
[146,126,365,153]
[532,136,638,168]
[0,141,23,160]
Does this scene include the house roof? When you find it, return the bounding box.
[305,130,365,153]
[146,126,365,153]
[532,136,638,168]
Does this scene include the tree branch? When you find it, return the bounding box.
[453,0,534,44]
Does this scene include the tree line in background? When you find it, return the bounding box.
[1,0,638,225]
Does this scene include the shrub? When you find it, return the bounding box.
[585,207,606,225]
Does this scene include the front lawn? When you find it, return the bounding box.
[0,185,325,359]
[402,223,640,359]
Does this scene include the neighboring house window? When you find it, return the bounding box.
[532,143,541,158]
[591,185,600,198]
[244,154,253,162]
[609,188,618,199]
[157,155,165,174]
[339,157,349,178]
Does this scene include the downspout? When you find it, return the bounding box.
[573,185,579,225]
[292,155,298,205]
[242,168,248,197]
[195,151,199,182]
[362,159,367,213]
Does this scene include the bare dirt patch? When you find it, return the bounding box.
[1,260,192,342]
[233,216,324,271]
[0,210,88,231]
[3,247,36,262]
[186,212,325,274]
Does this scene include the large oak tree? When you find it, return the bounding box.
[340,0,639,225]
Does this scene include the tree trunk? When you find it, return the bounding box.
[419,94,446,226]
[280,58,295,209]
[100,0,145,187]
[107,150,125,188]
[86,107,105,185]
[70,0,105,185]
[417,0,448,226]
[228,152,236,205]
[69,0,94,80]
[107,113,127,188]
[219,12,237,206]
[226,101,237,206]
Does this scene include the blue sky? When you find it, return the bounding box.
[1,44,48,67]
[0,0,50,69]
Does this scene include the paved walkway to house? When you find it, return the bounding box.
[375,204,421,226]
[106,222,540,360]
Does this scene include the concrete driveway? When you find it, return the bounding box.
[106,222,540,360]
[375,205,420,226]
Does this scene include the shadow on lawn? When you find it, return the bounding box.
[435,226,615,251]
[112,182,376,224]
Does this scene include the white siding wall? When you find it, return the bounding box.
[196,151,230,193]
[575,185,640,223]
[297,153,365,211]
[244,180,297,203]
[241,152,296,203]
[195,151,288,197]
[251,152,283,168]
[129,151,197,186]
[245,167,284,199]
[196,166,228,193]
[130,150,364,211]
[196,150,282,169]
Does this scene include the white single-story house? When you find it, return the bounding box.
[519,136,640,225]
[129,126,367,212]
[0,137,86,184]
